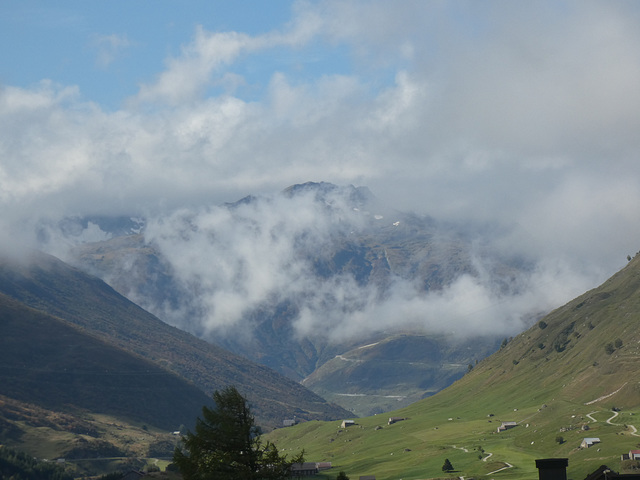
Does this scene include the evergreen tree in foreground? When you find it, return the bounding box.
[173,386,304,480]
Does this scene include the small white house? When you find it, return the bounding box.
[497,421,517,433]
[581,437,601,448]
[629,450,640,460]
[341,420,356,428]
[388,417,405,425]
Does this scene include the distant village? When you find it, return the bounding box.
[276,414,640,480]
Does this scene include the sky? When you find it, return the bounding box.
[1,1,640,340]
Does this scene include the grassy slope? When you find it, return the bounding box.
[302,333,500,416]
[0,252,352,427]
[268,256,640,480]
[0,292,212,431]
[0,394,178,471]
[0,293,204,476]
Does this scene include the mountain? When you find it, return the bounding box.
[0,290,213,469]
[59,182,530,415]
[268,254,640,480]
[0,291,211,430]
[0,251,352,428]
[302,333,501,415]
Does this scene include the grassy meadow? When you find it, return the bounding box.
[269,390,640,480]
[269,256,640,480]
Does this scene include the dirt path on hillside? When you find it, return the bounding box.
[452,445,469,453]
[486,462,513,475]
[584,383,627,405]
[458,447,510,475]
[605,410,640,436]
[585,408,639,436]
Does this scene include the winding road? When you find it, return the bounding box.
[451,446,511,476]
[486,462,513,475]
[454,386,639,478]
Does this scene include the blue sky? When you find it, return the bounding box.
[0,1,316,107]
[2,1,640,305]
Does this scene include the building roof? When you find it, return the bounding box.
[291,462,319,471]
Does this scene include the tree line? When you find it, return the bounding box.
[0,447,72,480]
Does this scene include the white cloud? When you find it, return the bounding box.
[91,33,132,69]
[142,189,364,333]
[1,1,639,336]
[81,188,587,345]
[134,27,254,105]
[132,8,326,107]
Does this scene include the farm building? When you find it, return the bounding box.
[388,417,405,425]
[497,421,517,433]
[283,418,298,427]
[291,462,319,476]
[581,437,601,448]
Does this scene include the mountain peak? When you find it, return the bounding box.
[282,181,376,209]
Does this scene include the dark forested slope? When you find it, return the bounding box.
[0,252,352,427]
[0,292,211,430]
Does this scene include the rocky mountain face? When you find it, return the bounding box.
[54,182,536,415]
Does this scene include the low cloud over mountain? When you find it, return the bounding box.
[37,183,592,350]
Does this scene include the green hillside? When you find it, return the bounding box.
[302,333,501,416]
[0,292,211,431]
[268,255,640,480]
[0,291,211,475]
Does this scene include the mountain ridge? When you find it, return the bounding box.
[0,251,352,427]
[0,291,211,431]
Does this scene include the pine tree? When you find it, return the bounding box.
[173,386,303,480]
[442,458,454,473]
